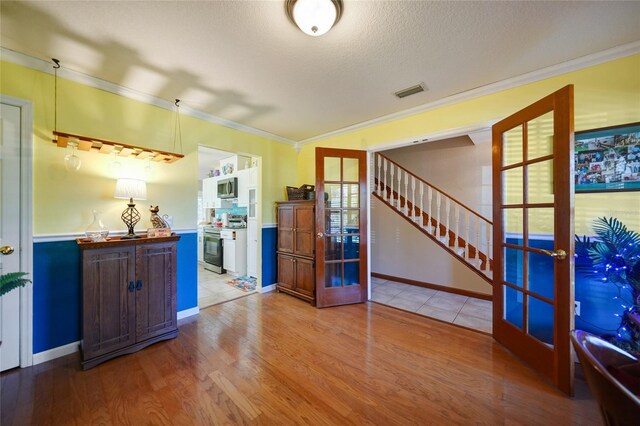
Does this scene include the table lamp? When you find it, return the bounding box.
[114,178,147,239]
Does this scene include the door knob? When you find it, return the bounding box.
[317,232,324,239]
[0,246,14,255]
[539,248,567,260]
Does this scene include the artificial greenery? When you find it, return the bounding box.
[576,217,640,353]
[0,272,31,297]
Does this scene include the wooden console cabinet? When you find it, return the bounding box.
[276,200,316,303]
[77,235,180,369]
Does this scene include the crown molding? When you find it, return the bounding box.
[300,40,640,145]
[0,47,296,146]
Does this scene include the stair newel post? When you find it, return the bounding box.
[419,182,424,225]
[376,154,382,196]
[403,172,409,215]
[435,192,442,237]
[465,211,470,260]
[475,215,481,268]
[411,176,416,220]
[397,168,402,210]
[485,220,492,272]
[427,186,433,232]
[454,204,460,251]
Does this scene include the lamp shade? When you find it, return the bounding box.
[114,178,147,200]
[288,0,342,37]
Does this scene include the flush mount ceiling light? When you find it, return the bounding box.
[285,0,343,37]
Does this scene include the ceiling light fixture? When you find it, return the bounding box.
[285,0,343,37]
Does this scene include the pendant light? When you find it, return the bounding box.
[285,0,343,37]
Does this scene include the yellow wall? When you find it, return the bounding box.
[1,61,297,234]
[298,54,640,235]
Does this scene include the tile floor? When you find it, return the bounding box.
[198,263,256,309]
[370,276,492,334]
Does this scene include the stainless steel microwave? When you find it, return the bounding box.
[217,177,238,199]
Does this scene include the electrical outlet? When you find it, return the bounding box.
[575,301,581,316]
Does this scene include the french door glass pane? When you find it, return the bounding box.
[503,208,524,244]
[344,262,359,286]
[325,210,341,234]
[325,236,342,261]
[325,262,342,288]
[343,158,359,182]
[527,160,554,204]
[504,247,524,288]
[324,157,341,181]
[503,167,523,205]
[527,251,555,300]
[504,286,524,329]
[344,235,360,260]
[528,296,554,345]
[527,207,554,243]
[503,125,523,166]
[342,184,359,208]
[343,210,359,233]
[325,184,341,208]
[527,111,554,159]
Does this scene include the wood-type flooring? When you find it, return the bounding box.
[1,292,602,425]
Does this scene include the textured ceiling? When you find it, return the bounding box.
[2,1,640,142]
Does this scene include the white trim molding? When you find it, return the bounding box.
[1,95,35,368]
[32,341,79,366]
[1,47,295,146]
[300,40,640,145]
[177,306,200,320]
[260,284,276,293]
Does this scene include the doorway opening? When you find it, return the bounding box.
[197,146,262,309]
[368,131,493,334]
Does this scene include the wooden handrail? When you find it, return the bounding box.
[376,152,493,225]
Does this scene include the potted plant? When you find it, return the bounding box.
[576,217,640,354]
[0,272,30,297]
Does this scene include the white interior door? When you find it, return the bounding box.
[0,103,22,371]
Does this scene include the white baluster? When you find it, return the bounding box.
[397,169,402,209]
[403,172,409,215]
[465,212,470,260]
[427,187,433,232]
[476,216,481,268]
[444,198,451,243]
[486,221,492,272]
[419,182,424,225]
[435,192,442,237]
[383,159,388,200]
[389,163,394,205]
[410,177,416,220]
[454,204,460,252]
[376,155,382,196]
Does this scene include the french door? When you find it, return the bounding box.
[492,85,575,395]
[315,148,368,308]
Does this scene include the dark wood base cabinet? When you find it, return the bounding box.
[78,235,180,370]
[276,200,316,304]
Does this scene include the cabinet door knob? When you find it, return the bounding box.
[128,281,135,293]
[136,280,143,291]
[0,245,14,255]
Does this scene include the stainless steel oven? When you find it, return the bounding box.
[203,226,225,274]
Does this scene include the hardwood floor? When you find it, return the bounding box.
[1,292,601,425]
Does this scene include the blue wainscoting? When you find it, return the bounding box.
[261,226,277,285]
[504,237,624,344]
[32,232,198,355]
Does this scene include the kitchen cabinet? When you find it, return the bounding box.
[78,235,179,369]
[202,177,222,209]
[222,229,247,276]
[237,169,249,207]
[276,200,315,303]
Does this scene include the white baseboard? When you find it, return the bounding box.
[177,306,199,319]
[32,341,79,365]
[260,284,276,293]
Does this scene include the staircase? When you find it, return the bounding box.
[373,152,493,285]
